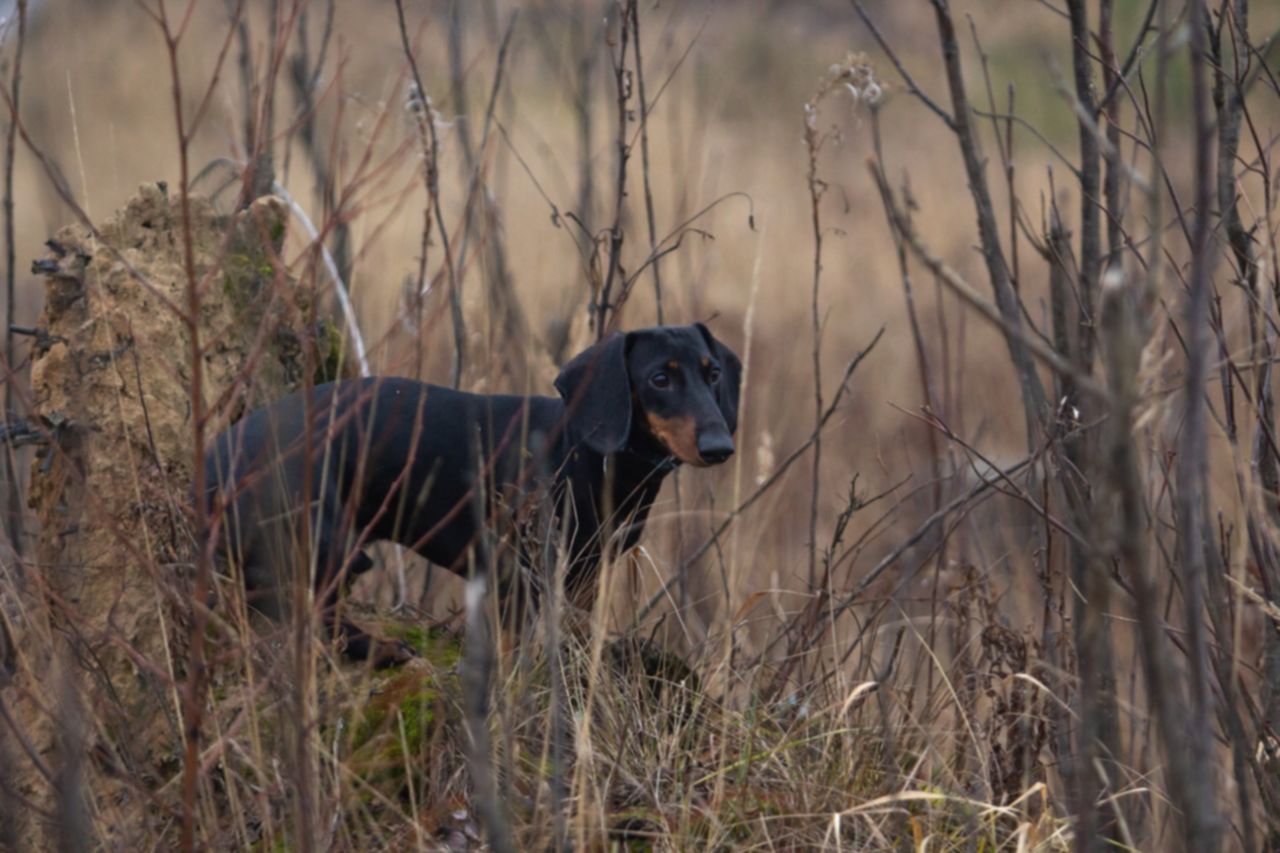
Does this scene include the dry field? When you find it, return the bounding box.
[1,0,1279,849]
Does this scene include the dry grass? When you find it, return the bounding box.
[1,0,1279,849]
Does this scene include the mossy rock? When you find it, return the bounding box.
[386,623,464,669]
[221,252,276,307]
[343,626,464,798]
[213,194,358,393]
[218,194,289,307]
[312,319,349,385]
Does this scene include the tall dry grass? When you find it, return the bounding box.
[1,0,1279,849]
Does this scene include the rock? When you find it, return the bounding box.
[10,182,327,844]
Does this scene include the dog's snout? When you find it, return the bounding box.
[697,429,735,465]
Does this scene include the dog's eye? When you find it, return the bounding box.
[708,366,722,384]
[650,372,671,389]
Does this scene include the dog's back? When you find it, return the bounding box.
[204,378,566,611]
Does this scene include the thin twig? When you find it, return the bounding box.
[631,0,664,323]
[595,0,633,339]
[804,84,826,592]
[851,0,955,131]
[1094,0,1161,116]
[1,0,26,558]
[928,0,1051,448]
[451,12,527,382]
[395,0,464,387]
[869,163,1110,402]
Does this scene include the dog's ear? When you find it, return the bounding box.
[696,322,743,435]
[555,332,633,455]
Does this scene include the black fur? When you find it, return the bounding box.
[203,324,741,665]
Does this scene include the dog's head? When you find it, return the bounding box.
[554,323,742,466]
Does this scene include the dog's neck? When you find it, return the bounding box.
[556,433,677,499]
[554,430,676,572]
[606,443,679,490]
[615,441,680,477]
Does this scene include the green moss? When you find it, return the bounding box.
[312,320,348,386]
[343,629,463,796]
[354,678,438,748]
[388,623,463,668]
[345,667,447,792]
[222,252,270,308]
[221,202,283,310]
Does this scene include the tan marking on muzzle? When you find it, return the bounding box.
[645,412,705,466]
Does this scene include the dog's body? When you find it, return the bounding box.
[204,324,741,664]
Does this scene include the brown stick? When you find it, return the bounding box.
[394,0,464,388]
[869,164,1109,401]
[1,0,26,560]
[928,0,1051,447]
[1174,0,1224,845]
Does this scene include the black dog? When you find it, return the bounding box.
[204,323,741,665]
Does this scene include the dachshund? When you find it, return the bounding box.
[203,323,741,665]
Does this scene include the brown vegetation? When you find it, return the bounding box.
[0,0,1277,850]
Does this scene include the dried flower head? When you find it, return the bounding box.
[817,52,883,109]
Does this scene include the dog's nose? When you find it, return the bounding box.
[697,430,735,465]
